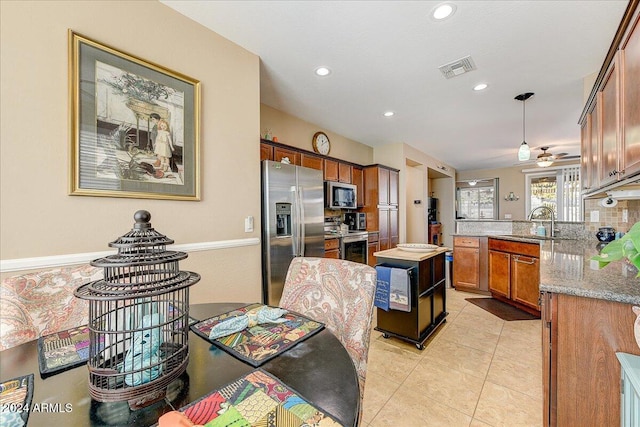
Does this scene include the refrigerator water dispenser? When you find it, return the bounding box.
[275,203,292,237]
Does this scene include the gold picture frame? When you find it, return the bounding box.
[69,30,200,200]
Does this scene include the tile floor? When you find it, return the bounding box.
[362,288,543,427]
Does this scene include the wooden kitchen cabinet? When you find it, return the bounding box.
[589,101,600,190]
[488,250,510,298]
[324,159,352,183]
[621,8,640,179]
[511,253,540,310]
[367,232,379,267]
[488,238,540,315]
[363,165,400,250]
[453,236,489,294]
[260,143,273,161]
[300,153,323,171]
[274,146,300,165]
[599,59,620,187]
[580,3,640,194]
[323,159,339,181]
[338,162,352,183]
[324,237,340,259]
[352,166,364,207]
[542,292,640,427]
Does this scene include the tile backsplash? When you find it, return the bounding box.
[583,199,640,234]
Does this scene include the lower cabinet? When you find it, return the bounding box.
[367,232,379,267]
[453,236,488,294]
[324,238,340,259]
[375,251,447,350]
[488,238,540,314]
[542,292,640,426]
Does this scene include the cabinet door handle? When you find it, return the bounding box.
[514,255,537,265]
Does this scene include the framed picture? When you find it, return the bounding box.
[69,31,200,200]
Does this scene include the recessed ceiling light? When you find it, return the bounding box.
[383,111,394,117]
[315,66,331,76]
[432,3,456,20]
[473,83,488,91]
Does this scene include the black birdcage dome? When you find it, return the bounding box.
[75,210,200,409]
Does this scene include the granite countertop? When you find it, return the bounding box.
[455,233,640,305]
[535,239,639,305]
[374,246,449,262]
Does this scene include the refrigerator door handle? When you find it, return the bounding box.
[291,185,299,257]
[298,186,306,256]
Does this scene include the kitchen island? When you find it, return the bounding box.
[373,247,448,349]
[454,230,640,426]
[535,238,639,427]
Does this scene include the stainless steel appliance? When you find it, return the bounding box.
[262,160,325,305]
[343,212,366,230]
[341,231,368,264]
[325,181,357,209]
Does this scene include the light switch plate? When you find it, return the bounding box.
[623,209,628,223]
[590,210,600,222]
[244,216,254,232]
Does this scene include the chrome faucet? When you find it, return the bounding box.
[527,205,556,237]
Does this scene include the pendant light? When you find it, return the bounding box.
[515,92,534,161]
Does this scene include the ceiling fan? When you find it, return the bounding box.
[519,146,579,167]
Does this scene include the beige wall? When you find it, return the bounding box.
[0,1,262,303]
[260,105,374,165]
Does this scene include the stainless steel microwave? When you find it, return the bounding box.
[325,181,357,209]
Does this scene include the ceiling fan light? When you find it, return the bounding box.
[537,159,554,167]
[469,180,477,186]
[518,142,531,161]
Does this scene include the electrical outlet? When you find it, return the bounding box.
[623,209,628,223]
[590,210,600,222]
[244,216,254,232]
[504,213,512,219]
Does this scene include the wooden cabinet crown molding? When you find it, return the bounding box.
[260,138,363,168]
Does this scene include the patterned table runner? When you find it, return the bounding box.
[0,374,34,427]
[176,369,343,426]
[190,303,324,367]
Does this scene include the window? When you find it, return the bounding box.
[456,178,498,220]
[525,165,581,221]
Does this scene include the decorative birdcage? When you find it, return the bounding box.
[75,210,200,409]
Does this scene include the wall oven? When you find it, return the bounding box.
[341,231,368,264]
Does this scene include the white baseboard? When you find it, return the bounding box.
[0,237,260,273]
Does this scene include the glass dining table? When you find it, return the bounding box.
[0,303,360,426]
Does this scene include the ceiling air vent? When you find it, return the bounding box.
[438,55,476,79]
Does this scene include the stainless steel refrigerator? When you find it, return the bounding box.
[261,160,325,306]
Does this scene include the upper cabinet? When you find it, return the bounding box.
[580,3,640,194]
[621,9,640,178]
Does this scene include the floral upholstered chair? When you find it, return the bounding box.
[0,264,103,351]
[280,257,377,407]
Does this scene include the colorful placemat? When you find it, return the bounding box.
[37,325,100,377]
[176,369,344,426]
[0,374,34,427]
[37,305,198,378]
[190,303,324,367]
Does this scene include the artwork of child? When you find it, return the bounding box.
[154,119,174,172]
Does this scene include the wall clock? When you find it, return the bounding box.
[312,131,331,155]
